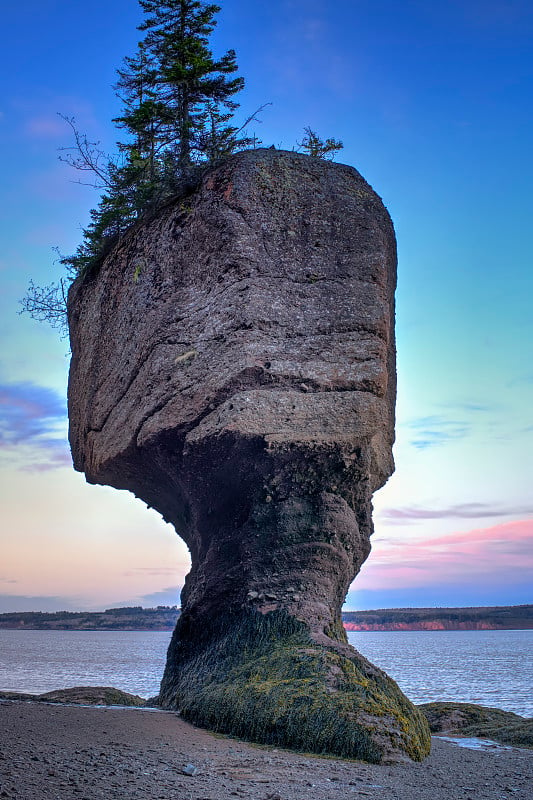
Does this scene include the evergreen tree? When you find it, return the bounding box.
[22,1,344,333]
[298,127,344,160]
[113,42,163,186]
[138,0,245,173]
[57,1,249,276]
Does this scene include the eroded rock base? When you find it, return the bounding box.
[159,610,431,763]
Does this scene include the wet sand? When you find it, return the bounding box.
[0,700,531,800]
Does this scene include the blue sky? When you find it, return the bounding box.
[1,0,532,612]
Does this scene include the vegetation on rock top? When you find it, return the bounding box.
[20,0,342,333]
[0,686,147,707]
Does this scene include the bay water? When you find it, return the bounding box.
[0,628,531,717]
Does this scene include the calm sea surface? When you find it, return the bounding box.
[0,628,531,716]
[347,629,533,717]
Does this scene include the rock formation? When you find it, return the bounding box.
[68,149,430,763]
[419,702,533,750]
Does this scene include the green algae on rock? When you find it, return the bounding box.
[67,149,430,762]
[420,702,533,750]
[160,610,430,762]
[0,686,146,706]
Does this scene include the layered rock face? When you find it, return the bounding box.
[68,149,430,763]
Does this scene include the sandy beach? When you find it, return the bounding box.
[0,700,531,800]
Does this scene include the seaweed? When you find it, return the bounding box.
[159,609,431,762]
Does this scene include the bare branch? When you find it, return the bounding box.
[57,114,115,189]
[19,279,69,338]
[234,102,272,136]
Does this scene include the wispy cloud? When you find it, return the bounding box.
[302,17,327,43]
[24,114,66,140]
[29,161,91,202]
[0,381,66,443]
[355,519,533,591]
[122,567,179,578]
[139,587,181,607]
[19,449,72,472]
[0,381,69,470]
[0,594,80,613]
[402,397,530,448]
[418,0,533,38]
[380,502,533,524]
[403,415,469,449]
[438,401,494,413]
[344,581,532,611]
[25,222,72,247]
[13,96,99,135]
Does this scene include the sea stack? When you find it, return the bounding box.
[67,149,430,763]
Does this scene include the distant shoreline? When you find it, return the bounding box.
[0,604,531,632]
[342,604,533,632]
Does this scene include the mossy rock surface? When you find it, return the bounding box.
[419,702,533,749]
[0,686,146,707]
[160,610,430,763]
[39,686,147,706]
[0,691,36,702]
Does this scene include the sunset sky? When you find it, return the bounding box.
[1,0,532,613]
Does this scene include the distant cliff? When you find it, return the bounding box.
[0,605,530,631]
[342,605,533,631]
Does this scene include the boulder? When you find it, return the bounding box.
[68,149,430,762]
[419,702,533,749]
[0,687,146,706]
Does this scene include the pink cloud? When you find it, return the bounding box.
[355,519,533,590]
[122,567,180,578]
[20,450,72,472]
[0,381,70,471]
[24,115,66,139]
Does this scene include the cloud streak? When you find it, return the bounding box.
[355,519,533,591]
[380,502,533,524]
[0,594,80,613]
[403,415,469,449]
[122,567,181,578]
[139,587,181,607]
[24,114,66,140]
[0,381,69,470]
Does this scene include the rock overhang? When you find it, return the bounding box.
[67,148,430,762]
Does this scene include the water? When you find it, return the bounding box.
[0,628,531,716]
[0,630,171,698]
[348,629,533,717]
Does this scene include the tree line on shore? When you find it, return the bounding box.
[1,605,531,631]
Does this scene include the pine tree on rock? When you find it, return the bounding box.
[113,42,163,187]
[139,0,245,174]
[57,1,248,276]
[22,0,257,321]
